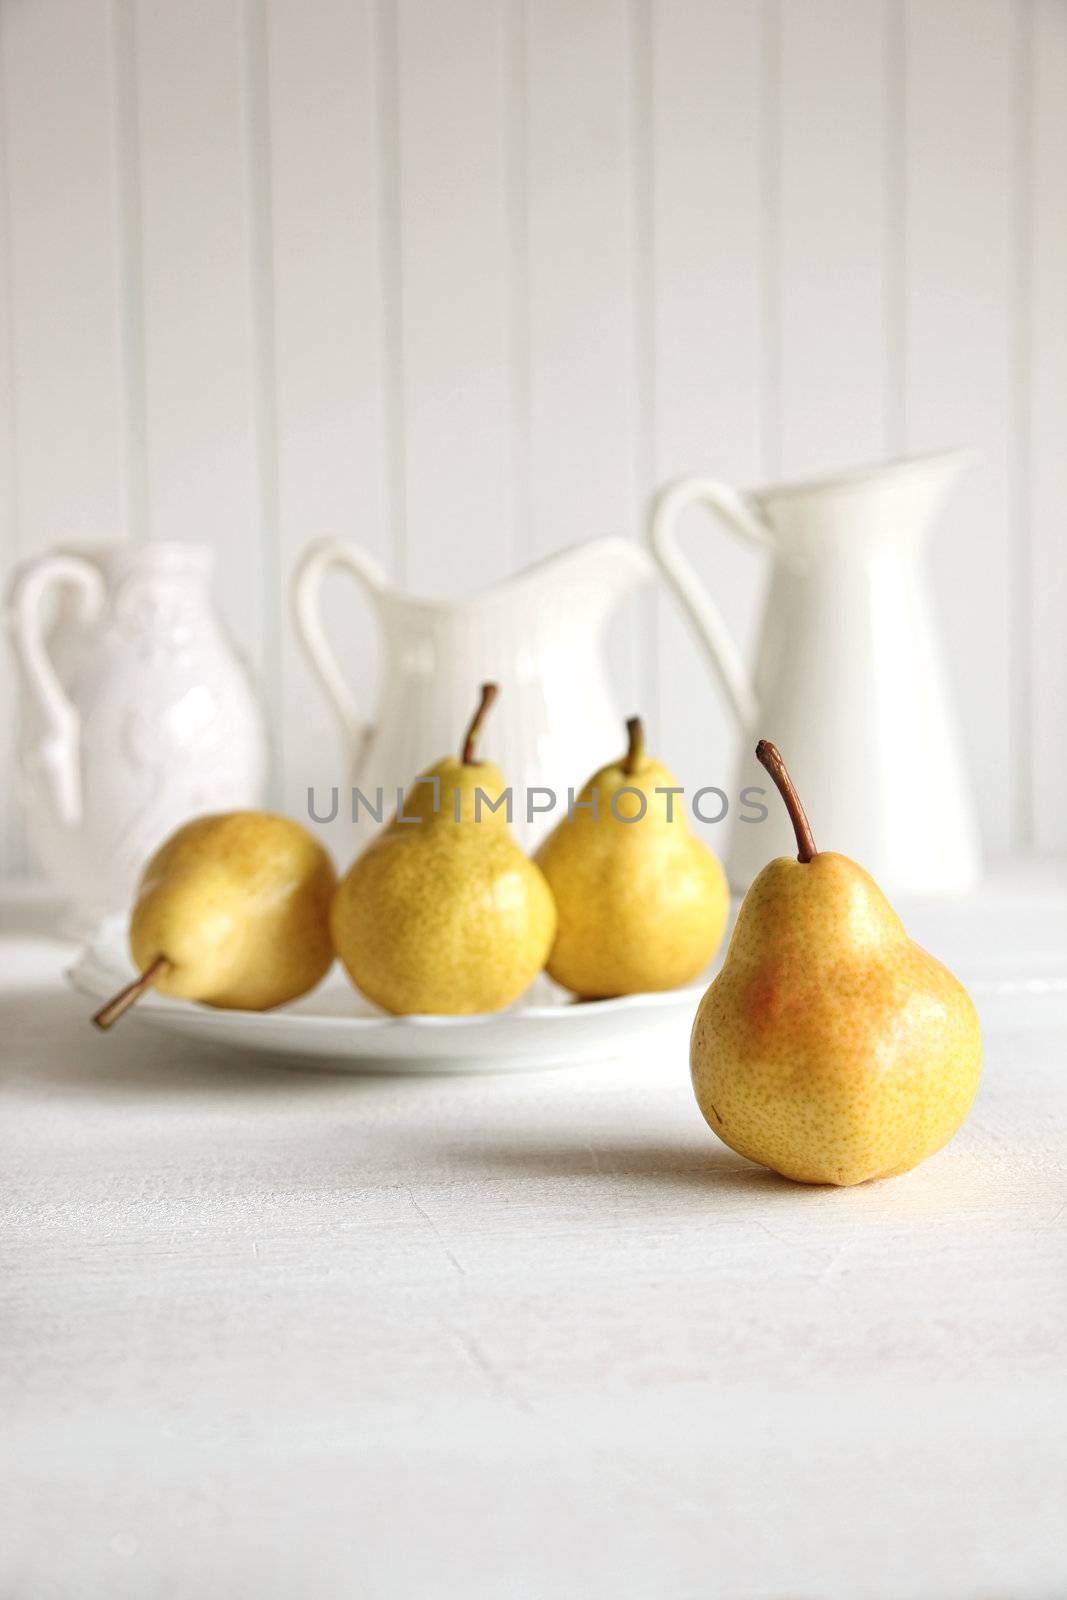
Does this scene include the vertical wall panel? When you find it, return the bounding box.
[649,0,766,840]
[114,0,148,548]
[524,0,635,560]
[134,0,270,685]
[392,0,514,596]
[524,0,643,727]
[0,39,20,873]
[778,0,889,476]
[1029,0,1067,853]
[2,0,129,879]
[265,0,388,840]
[2,0,128,545]
[903,0,1017,856]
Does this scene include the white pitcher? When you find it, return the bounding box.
[651,450,982,896]
[292,537,654,849]
[5,542,269,929]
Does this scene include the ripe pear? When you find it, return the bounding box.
[535,717,729,998]
[92,812,336,1027]
[691,741,982,1186]
[331,684,557,1016]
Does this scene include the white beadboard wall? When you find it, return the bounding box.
[1,0,1065,876]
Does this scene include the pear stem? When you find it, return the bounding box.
[461,682,499,765]
[755,739,817,863]
[91,954,171,1031]
[622,716,644,775]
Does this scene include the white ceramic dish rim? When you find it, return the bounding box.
[66,913,709,1035]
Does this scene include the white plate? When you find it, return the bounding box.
[66,914,712,1074]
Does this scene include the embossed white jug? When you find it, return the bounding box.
[5,542,268,929]
[292,538,654,849]
[651,451,982,896]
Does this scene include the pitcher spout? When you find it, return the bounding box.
[513,537,654,608]
[422,536,654,626]
[755,447,975,547]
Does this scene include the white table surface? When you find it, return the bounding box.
[3,869,1066,1600]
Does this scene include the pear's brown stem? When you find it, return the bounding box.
[622,716,645,775]
[91,953,171,1031]
[461,682,499,765]
[755,739,817,863]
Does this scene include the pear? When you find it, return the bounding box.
[691,740,982,1186]
[331,684,556,1016]
[535,717,729,998]
[92,812,337,1028]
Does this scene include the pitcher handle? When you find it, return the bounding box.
[5,553,105,827]
[650,476,769,730]
[291,539,389,775]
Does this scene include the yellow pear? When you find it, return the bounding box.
[92,812,336,1027]
[691,740,982,1186]
[535,717,729,998]
[331,684,557,1016]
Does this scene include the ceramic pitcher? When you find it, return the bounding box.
[5,542,269,929]
[292,538,654,849]
[651,450,982,896]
